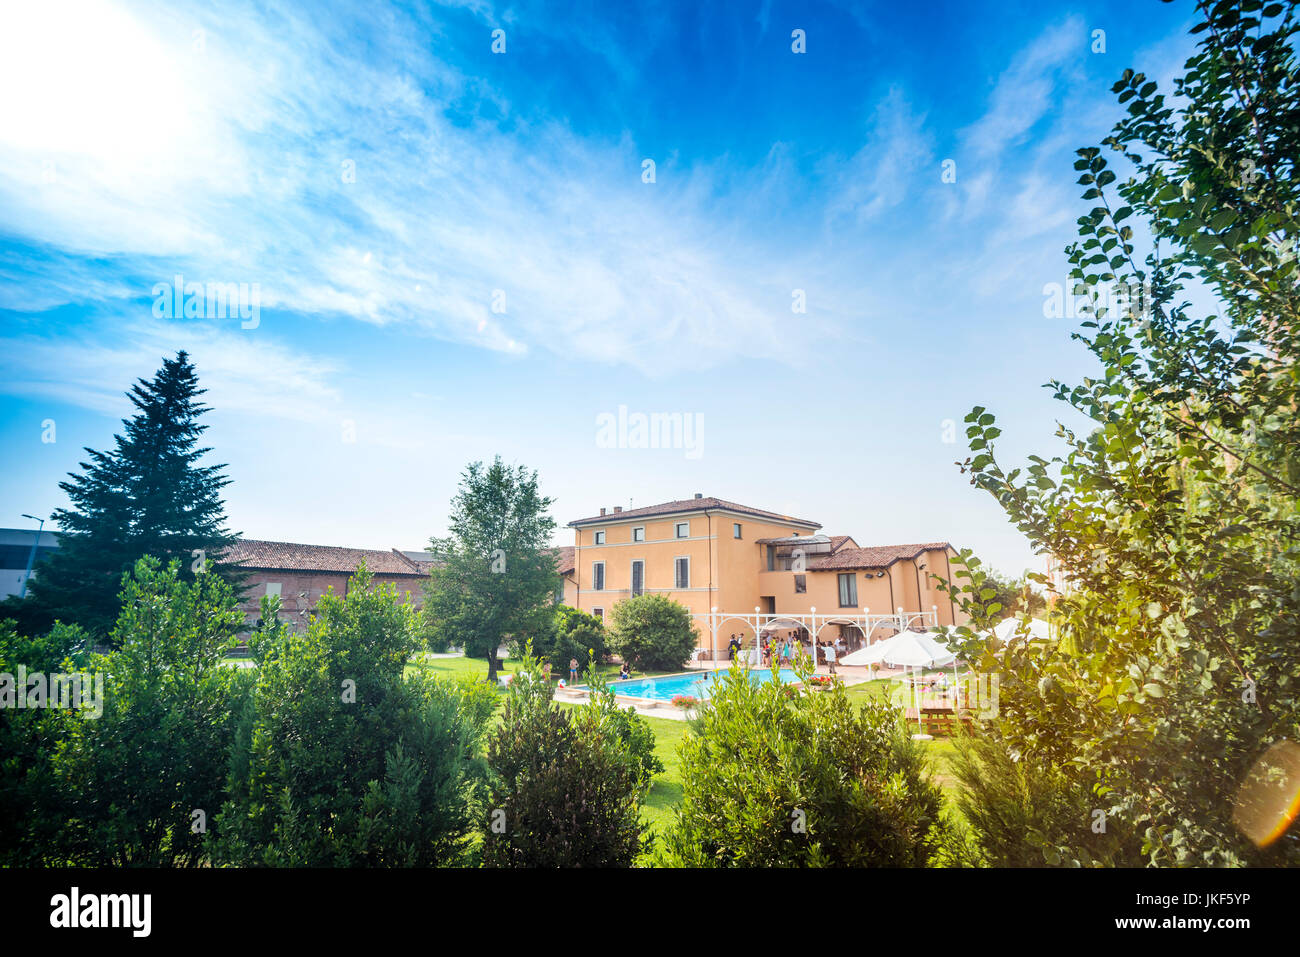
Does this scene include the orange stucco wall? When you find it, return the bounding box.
[569,509,814,626]
[566,508,966,656]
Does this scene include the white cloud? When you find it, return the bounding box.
[825,87,934,225]
[0,317,342,424]
[0,0,837,374]
[961,16,1085,160]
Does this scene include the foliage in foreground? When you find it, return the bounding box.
[945,0,1300,865]
[213,562,495,866]
[661,657,947,867]
[482,651,649,867]
[2,559,245,866]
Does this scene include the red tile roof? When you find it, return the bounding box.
[568,496,820,529]
[221,540,427,576]
[550,545,575,576]
[809,542,952,571]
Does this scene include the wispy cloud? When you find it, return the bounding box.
[0,317,342,424]
[961,16,1086,160]
[0,0,840,374]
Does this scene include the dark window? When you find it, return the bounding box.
[592,562,605,591]
[838,573,858,607]
[0,544,55,568]
[631,560,645,597]
[733,523,742,539]
[674,557,690,589]
[795,574,806,594]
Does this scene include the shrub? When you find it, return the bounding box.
[482,652,647,866]
[608,594,698,671]
[0,620,92,865]
[26,558,245,866]
[213,562,488,867]
[512,604,608,671]
[582,664,664,792]
[662,659,945,867]
[947,727,1139,867]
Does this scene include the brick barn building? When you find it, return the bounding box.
[222,540,432,631]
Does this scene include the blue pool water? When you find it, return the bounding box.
[594,667,803,702]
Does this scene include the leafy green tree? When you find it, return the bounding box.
[514,604,609,672]
[423,458,560,684]
[213,562,489,867]
[43,557,245,866]
[482,650,647,867]
[982,569,1048,619]
[662,657,946,867]
[4,351,242,639]
[607,594,698,671]
[946,0,1300,865]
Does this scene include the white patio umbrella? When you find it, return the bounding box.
[840,629,956,667]
[993,616,1052,643]
[842,629,958,724]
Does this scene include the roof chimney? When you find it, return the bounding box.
[599,507,606,516]
[694,492,703,499]
[613,506,622,513]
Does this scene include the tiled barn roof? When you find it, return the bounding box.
[222,539,427,576]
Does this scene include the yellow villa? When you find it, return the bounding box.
[554,494,967,660]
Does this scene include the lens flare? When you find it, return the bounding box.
[1233,740,1300,848]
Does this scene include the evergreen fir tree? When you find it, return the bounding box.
[9,351,243,638]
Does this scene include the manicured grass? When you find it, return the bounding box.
[405,653,678,685]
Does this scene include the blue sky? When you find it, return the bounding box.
[0,0,1198,576]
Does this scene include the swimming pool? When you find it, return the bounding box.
[594,667,803,702]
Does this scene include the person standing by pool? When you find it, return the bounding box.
[569,657,579,684]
